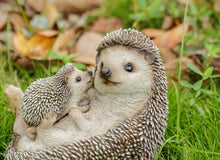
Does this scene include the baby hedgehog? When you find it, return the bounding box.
[21,63,92,127]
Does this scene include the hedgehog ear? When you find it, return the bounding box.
[144,51,155,65]
[65,76,69,84]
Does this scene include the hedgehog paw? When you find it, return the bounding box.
[39,112,57,129]
[69,108,91,130]
[25,127,37,141]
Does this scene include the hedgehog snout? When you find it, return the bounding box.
[88,70,93,76]
[100,66,111,79]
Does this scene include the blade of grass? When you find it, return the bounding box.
[176,0,189,141]
[171,80,181,139]
[16,0,33,36]
[6,13,13,73]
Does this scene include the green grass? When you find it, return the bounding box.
[156,85,220,159]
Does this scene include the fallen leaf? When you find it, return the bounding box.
[38,30,58,37]
[10,12,26,32]
[26,0,45,12]
[13,32,29,56]
[72,31,104,65]
[53,28,76,52]
[0,2,17,13]
[27,34,56,59]
[13,31,56,59]
[48,0,102,13]
[153,23,189,49]
[89,17,123,33]
[142,28,165,38]
[44,4,60,28]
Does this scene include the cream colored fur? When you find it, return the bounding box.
[16,46,153,151]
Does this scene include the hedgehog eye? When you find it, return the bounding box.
[125,63,133,72]
[76,76,81,82]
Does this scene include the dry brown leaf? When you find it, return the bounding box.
[214,0,220,12]
[10,12,26,32]
[73,31,104,65]
[44,4,60,28]
[27,34,56,59]
[13,32,29,56]
[38,30,58,37]
[26,0,45,12]
[53,28,76,52]
[0,2,18,13]
[13,31,56,59]
[0,11,7,31]
[47,0,102,13]
[89,17,123,33]
[142,28,165,38]
[153,23,189,49]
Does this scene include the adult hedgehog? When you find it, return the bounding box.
[5,29,168,159]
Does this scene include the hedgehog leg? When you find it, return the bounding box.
[77,99,91,113]
[37,112,57,130]
[25,127,37,141]
[69,108,91,131]
[13,112,28,137]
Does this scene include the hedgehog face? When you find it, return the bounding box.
[94,45,153,95]
[66,67,93,97]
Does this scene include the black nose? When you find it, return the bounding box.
[100,66,111,79]
[88,70,93,76]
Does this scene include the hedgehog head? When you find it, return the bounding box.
[94,29,157,96]
[65,66,93,100]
